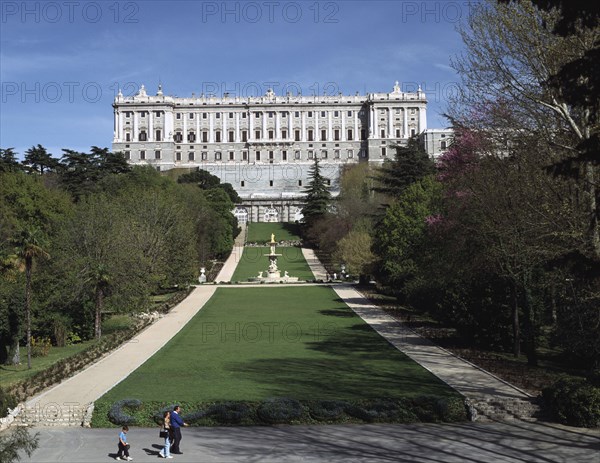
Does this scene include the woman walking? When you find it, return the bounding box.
[159,411,173,458]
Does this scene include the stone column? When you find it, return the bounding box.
[419,105,427,132]
[354,111,359,141]
[276,111,281,140]
[328,110,333,141]
[148,111,154,141]
[388,108,393,138]
[315,110,319,141]
[164,111,173,141]
[133,111,139,141]
[235,112,240,142]
[249,111,254,140]
[209,112,214,143]
[183,115,187,142]
[113,109,118,141]
[403,108,408,138]
[301,111,306,141]
[263,111,267,140]
[341,110,346,141]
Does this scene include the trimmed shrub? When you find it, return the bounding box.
[543,378,600,428]
[182,408,209,424]
[308,400,348,421]
[207,402,251,425]
[344,399,416,423]
[257,398,303,424]
[434,397,468,422]
[108,399,142,425]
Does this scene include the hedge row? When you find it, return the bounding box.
[543,377,600,428]
[91,396,468,427]
[7,289,192,402]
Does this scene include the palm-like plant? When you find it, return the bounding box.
[12,226,49,369]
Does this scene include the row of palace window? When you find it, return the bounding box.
[124,149,364,162]
[237,178,331,188]
[124,109,415,120]
[125,127,411,143]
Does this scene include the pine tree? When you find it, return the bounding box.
[302,158,332,225]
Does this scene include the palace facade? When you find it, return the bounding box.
[112,83,436,222]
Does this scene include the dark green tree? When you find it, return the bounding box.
[302,158,332,226]
[374,137,435,200]
[22,145,58,175]
[0,148,22,173]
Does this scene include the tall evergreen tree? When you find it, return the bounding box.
[374,137,435,200]
[302,158,332,225]
[23,145,58,175]
[0,148,22,173]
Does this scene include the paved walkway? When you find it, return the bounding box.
[21,421,600,462]
[214,223,246,282]
[332,285,531,402]
[301,248,328,280]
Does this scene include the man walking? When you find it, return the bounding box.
[170,405,188,454]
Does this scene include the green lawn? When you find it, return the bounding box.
[246,222,301,243]
[230,246,314,282]
[98,287,457,403]
[0,340,95,388]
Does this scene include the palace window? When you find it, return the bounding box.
[321,129,327,141]
[308,111,313,117]
[228,131,234,142]
[396,129,401,138]
[282,150,287,161]
[126,133,131,142]
[321,150,328,159]
[202,131,208,142]
[174,132,183,143]
[176,152,181,161]
[187,132,196,142]
[241,181,245,187]
[124,151,130,160]
[269,151,274,160]
[140,112,146,118]
[381,129,386,138]
[203,113,207,119]
[242,151,248,161]
[140,150,146,160]
[361,129,366,140]
[347,149,353,158]
[269,180,273,187]
[334,149,340,159]
[347,129,353,140]
[282,112,287,118]
[256,151,261,161]
[282,130,287,140]
[215,152,222,160]
[242,113,247,118]
[155,129,162,141]
[298,180,302,186]
[334,129,340,141]
[176,113,181,120]
[215,131,221,142]
[229,112,234,118]
[308,129,314,141]
[255,130,261,140]
[347,111,352,117]
[189,152,195,161]
[201,152,207,160]
[295,150,301,159]
[139,131,147,141]
[382,147,387,156]
[269,130,274,140]
[229,151,234,161]
[295,111,300,117]
[155,111,161,118]
[155,150,161,159]
[215,112,221,119]
[242,130,248,142]
[334,111,339,117]
[295,130,301,141]
[321,111,326,117]
[189,113,194,119]
[308,150,314,159]
[441,141,447,150]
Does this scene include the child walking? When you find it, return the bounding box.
[116,425,133,461]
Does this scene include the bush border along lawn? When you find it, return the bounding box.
[93,287,464,426]
[91,396,467,427]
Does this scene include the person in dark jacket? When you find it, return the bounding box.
[170,405,188,454]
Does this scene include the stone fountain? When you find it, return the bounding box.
[249,233,299,283]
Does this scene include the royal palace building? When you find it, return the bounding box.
[112,82,441,223]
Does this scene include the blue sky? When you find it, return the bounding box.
[1,0,471,158]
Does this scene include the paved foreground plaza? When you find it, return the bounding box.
[22,421,600,462]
